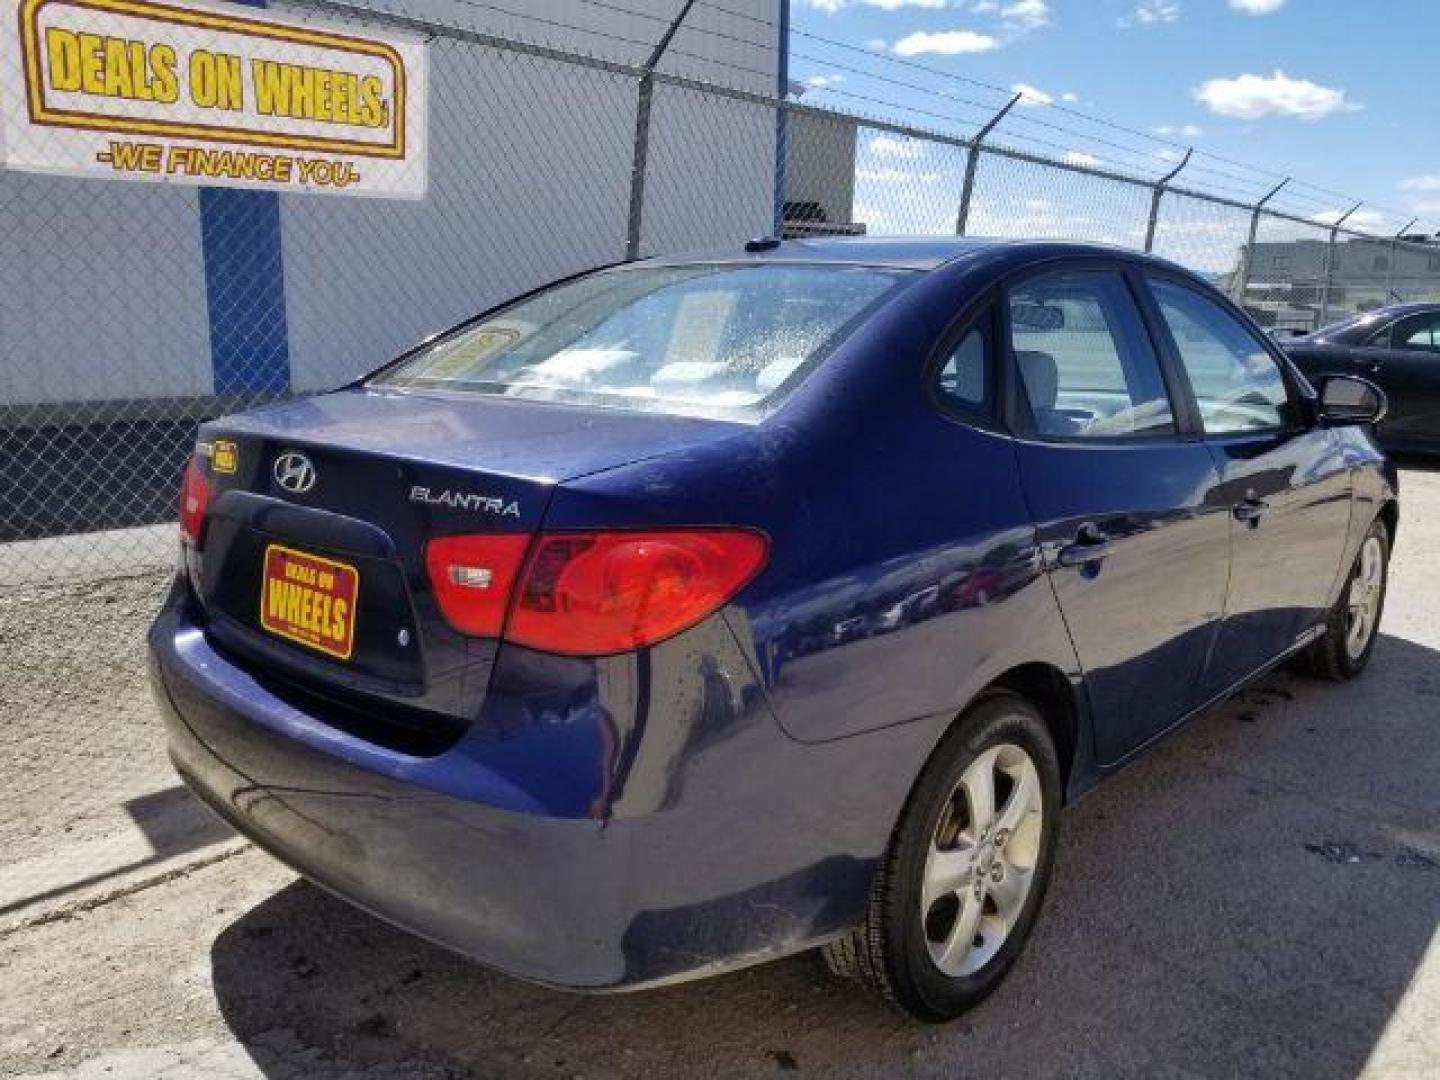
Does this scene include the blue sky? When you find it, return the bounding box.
[787,0,1440,235]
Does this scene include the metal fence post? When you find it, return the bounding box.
[625,0,699,261]
[1319,200,1362,325]
[1231,177,1288,304]
[955,93,1020,236]
[771,0,791,236]
[1143,148,1191,253]
[1387,217,1417,303]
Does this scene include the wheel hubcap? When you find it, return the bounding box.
[922,741,1043,977]
[1345,536,1384,661]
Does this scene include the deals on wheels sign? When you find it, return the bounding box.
[0,0,428,197]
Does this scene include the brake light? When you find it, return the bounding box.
[425,529,768,655]
[178,456,209,546]
[425,533,531,637]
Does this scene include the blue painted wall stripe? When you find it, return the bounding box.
[199,0,290,397]
[199,187,290,396]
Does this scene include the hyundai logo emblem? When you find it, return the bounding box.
[273,451,317,494]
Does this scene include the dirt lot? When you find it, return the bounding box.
[2,471,1437,1079]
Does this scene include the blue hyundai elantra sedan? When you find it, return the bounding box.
[149,237,1396,1021]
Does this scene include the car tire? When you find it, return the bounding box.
[823,690,1062,1022]
[1302,516,1390,682]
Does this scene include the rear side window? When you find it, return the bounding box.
[1149,278,1289,433]
[374,264,913,413]
[1008,270,1175,438]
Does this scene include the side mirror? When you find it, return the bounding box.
[1316,374,1387,427]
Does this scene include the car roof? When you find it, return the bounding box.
[642,235,1170,272]
[1367,300,1440,320]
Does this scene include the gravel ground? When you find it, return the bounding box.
[0,569,173,866]
[1,469,1437,1078]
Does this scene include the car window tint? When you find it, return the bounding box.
[1395,313,1440,352]
[375,264,913,413]
[1008,270,1175,438]
[1149,279,1288,434]
[935,322,989,412]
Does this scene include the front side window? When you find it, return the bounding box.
[375,264,913,413]
[1394,313,1440,352]
[1149,278,1289,434]
[1008,270,1175,438]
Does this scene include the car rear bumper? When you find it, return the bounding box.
[153,614,644,988]
[148,582,931,990]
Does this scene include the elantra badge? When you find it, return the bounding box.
[409,485,520,517]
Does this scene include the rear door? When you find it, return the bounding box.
[1141,273,1352,688]
[1007,264,1231,765]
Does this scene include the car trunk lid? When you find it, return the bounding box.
[186,387,744,751]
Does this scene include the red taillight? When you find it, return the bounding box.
[179,456,210,546]
[425,533,531,637]
[425,529,768,656]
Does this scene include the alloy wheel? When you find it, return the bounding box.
[1345,535,1384,661]
[921,742,1044,977]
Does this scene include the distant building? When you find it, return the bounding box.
[781,110,863,238]
[1242,236,1440,306]
[1228,235,1440,331]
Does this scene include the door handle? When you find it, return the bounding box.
[1057,522,1114,567]
[1233,495,1270,524]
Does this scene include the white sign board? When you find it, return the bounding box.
[0,0,428,197]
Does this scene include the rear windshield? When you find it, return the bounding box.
[373,263,913,413]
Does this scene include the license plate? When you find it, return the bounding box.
[259,544,360,660]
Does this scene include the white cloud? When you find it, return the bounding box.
[1194,70,1356,120]
[1060,91,1079,103]
[868,135,926,159]
[1012,82,1053,106]
[1398,175,1440,192]
[1001,0,1050,29]
[1311,208,1386,231]
[804,73,845,89]
[1153,123,1204,138]
[1119,1,1181,26]
[1228,0,1285,13]
[864,37,888,51]
[892,29,999,55]
[1063,150,1102,167]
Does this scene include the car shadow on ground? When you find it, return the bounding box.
[209,633,1440,1079]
